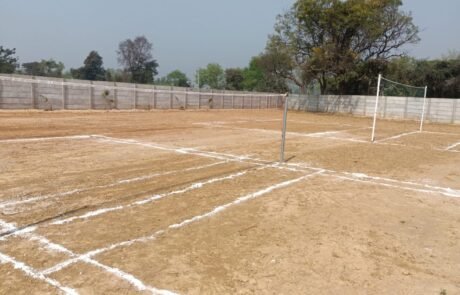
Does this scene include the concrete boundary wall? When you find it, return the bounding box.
[0,75,283,111]
[288,94,460,124]
[1,74,458,124]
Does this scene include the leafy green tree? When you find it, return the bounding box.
[71,51,105,80]
[384,55,460,98]
[196,63,225,89]
[242,56,289,93]
[117,36,159,84]
[156,70,190,87]
[243,57,265,91]
[0,46,19,73]
[22,59,64,77]
[225,68,245,90]
[267,0,420,94]
[105,68,131,82]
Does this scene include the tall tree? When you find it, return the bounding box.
[0,46,19,74]
[71,51,106,80]
[225,68,245,90]
[385,55,460,98]
[196,63,225,89]
[117,36,159,84]
[105,68,131,82]
[161,70,190,87]
[267,0,420,94]
[242,56,289,93]
[22,59,64,77]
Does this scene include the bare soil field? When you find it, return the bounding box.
[0,109,459,294]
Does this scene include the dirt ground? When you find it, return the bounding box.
[0,109,459,295]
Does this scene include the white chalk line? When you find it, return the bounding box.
[94,135,460,198]
[81,258,177,295]
[423,131,460,136]
[283,162,460,198]
[375,131,421,143]
[193,122,370,143]
[445,141,460,151]
[93,135,305,173]
[50,165,272,226]
[42,170,324,276]
[0,135,92,144]
[5,134,455,226]
[197,123,460,153]
[0,160,227,211]
[0,251,78,295]
[3,135,458,289]
[0,222,78,295]
[0,219,177,295]
[336,175,460,198]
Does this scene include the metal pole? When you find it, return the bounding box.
[419,86,428,132]
[371,74,382,142]
[280,93,289,163]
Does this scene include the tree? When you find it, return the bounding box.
[71,51,105,80]
[117,36,159,84]
[267,0,420,94]
[156,70,190,87]
[196,63,225,89]
[225,68,245,90]
[22,59,64,77]
[105,68,131,82]
[0,46,19,73]
[242,56,289,93]
[389,56,460,98]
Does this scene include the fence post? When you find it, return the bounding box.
[134,84,138,109]
[210,90,214,109]
[222,90,225,109]
[0,78,2,109]
[198,89,201,109]
[31,77,36,109]
[62,79,66,110]
[251,95,253,109]
[403,96,409,119]
[152,86,157,109]
[185,88,188,109]
[89,81,94,109]
[170,86,173,109]
[451,99,457,124]
[363,96,367,116]
[242,95,245,109]
[114,82,118,109]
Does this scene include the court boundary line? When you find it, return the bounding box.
[50,165,271,226]
[0,251,78,295]
[0,160,227,211]
[193,122,370,143]
[2,134,459,292]
[98,136,460,197]
[445,141,460,151]
[194,122,460,152]
[0,135,92,144]
[375,131,420,143]
[41,170,324,275]
[0,219,177,295]
[3,133,456,219]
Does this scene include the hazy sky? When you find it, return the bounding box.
[1,0,459,79]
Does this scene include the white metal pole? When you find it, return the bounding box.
[371,74,382,142]
[419,86,428,132]
[280,93,289,163]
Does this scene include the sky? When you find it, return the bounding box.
[1,0,459,80]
